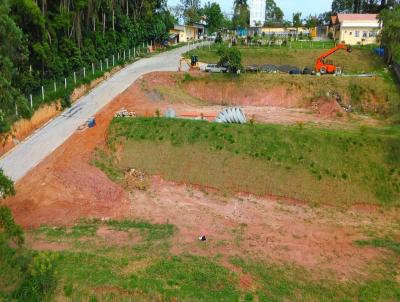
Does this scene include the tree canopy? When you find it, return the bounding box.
[203,2,224,33]
[233,0,249,28]
[380,4,400,62]
[0,0,174,134]
[265,0,284,26]
[332,0,399,13]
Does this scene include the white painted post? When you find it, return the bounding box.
[112,55,115,66]
[64,78,67,89]
[30,94,33,108]
[134,47,136,58]
[29,65,32,73]
[74,72,76,84]
[106,58,109,69]
[15,103,18,116]
[118,52,120,60]
[92,62,95,75]
[41,86,44,100]
[124,50,126,60]
[83,67,86,78]
[129,49,131,59]
[54,82,57,92]
[100,60,103,72]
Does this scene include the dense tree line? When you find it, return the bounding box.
[332,0,399,13]
[0,0,174,134]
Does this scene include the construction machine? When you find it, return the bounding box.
[179,55,200,71]
[315,43,352,75]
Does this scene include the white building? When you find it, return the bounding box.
[249,0,266,27]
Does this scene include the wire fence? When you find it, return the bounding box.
[24,43,151,115]
[10,39,208,121]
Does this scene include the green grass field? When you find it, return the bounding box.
[102,117,400,206]
[2,218,399,301]
[186,43,385,74]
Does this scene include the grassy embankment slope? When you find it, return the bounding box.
[101,118,400,207]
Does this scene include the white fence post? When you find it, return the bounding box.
[64,78,67,89]
[118,52,120,60]
[129,48,131,59]
[41,86,44,100]
[134,47,136,57]
[15,103,18,116]
[124,50,126,60]
[74,72,76,84]
[100,60,103,72]
[106,58,109,69]
[92,62,95,75]
[30,94,33,108]
[112,55,115,66]
[54,82,57,92]
[83,67,86,78]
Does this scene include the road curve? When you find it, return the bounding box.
[0,44,196,182]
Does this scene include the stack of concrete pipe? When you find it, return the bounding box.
[215,107,247,124]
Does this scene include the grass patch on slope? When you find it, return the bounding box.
[106,117,400,206]
[356,237,400,254]
[22,217,400,302]
[230,257,400,302]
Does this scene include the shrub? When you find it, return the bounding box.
[15,252,58,302]
[0,169,15,199]
[61,93,72,109]
[217,45,243,74]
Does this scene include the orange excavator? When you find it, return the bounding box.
[315,43,352,75]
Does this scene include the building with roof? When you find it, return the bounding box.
[169,24,205,44]
[249,0,266,27]
[331,14,381,45]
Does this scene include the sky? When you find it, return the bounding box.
[168,0,332,19]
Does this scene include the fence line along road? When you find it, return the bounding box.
[0,42,207,182]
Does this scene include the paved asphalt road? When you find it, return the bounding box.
[0,44,200,182]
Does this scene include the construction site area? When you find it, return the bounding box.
[2,42,400,301]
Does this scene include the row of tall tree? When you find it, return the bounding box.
[332,0,399,13]
[0,0,174,133]
[171,1,227,33]
[233,0,286,28]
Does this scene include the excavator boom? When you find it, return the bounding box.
[315,43,352,74]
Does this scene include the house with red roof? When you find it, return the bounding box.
[330,14,381,45]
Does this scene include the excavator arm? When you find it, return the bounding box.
[315,43,352,74]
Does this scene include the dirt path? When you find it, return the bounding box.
[3,71,396,280]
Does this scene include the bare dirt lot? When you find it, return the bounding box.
[3,72,399,286]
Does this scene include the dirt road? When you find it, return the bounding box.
[0,44,198,181]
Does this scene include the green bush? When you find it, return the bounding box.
[0,169,15,199]
[0,206,24,246]
[217,45,243,73]
[14,252,58,302]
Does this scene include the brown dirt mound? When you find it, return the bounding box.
[184,81,305,107]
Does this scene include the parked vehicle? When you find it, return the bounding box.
[205,64,227,73]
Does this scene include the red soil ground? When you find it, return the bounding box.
[2,71,394,279]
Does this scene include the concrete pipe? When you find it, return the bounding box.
[215,107,246,124]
